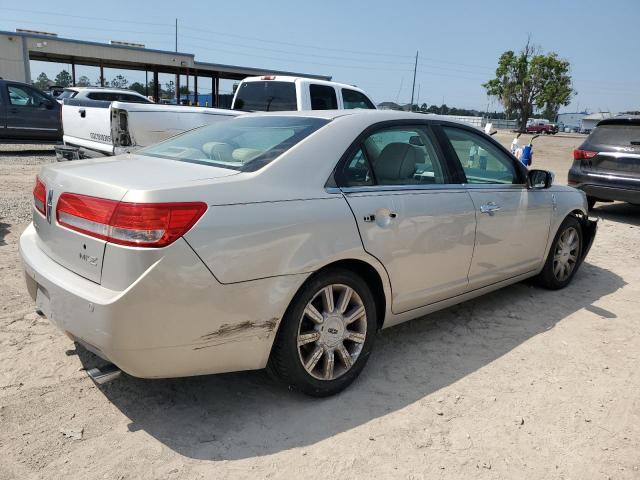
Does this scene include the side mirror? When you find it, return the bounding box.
[528,169,554,189]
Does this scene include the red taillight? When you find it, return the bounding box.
[56,193,207,248]
[33,176,47,216]
[573,149,598,160]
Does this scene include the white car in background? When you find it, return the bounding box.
[21,110,596,396]
[57,87,152,104]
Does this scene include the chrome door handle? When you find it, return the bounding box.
[480,202,501,215]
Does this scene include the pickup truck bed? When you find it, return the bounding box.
[60,99,240,159]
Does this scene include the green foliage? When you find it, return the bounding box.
[110,74,128,89]
[129,82,146,95]
[54,70,72,88]
[483,39,574,131]
[33,72,50,90]
[76,76,91,87]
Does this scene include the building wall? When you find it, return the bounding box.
[0,33,28,82]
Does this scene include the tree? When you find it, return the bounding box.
[76,75,91,87]
[54,70,72,87]
[483,38,574,131]
[129,82,146,95]
[110,74,129,89]
[33,72,50,90]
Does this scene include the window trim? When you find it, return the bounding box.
[328,120,459,190]
[432,122,528,186]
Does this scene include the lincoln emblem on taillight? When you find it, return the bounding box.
[46,190,53,224]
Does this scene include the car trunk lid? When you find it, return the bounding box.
[33,154,238,284]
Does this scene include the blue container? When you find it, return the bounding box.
[521,144,532,167]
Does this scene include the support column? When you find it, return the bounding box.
[153,69,159,102]
[214,75,220,107]
[71,61,76,86]
[100,64,104,87]
[176,71,180,105]
[194,73,198,106]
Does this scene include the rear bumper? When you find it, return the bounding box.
[19,223,306,378]
[568,169,640,204]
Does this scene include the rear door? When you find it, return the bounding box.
[5,83,60,140]
[438,125,552,289]
[580,120,640,182]
[337,122,476,313]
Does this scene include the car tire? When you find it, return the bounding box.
[268,268,377,397]
[535,216,583,290]
[587,196,597,210]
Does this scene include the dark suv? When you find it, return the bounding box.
[568,116,640,209]
[0,79,62,143]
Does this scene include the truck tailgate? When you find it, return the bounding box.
[62,99,113,155]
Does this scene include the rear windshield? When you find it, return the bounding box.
[58,90,78,99]
[139,116,329,171]
[589,124,640,146]
[233,81,297,111]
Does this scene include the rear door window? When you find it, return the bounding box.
[309,84,337,110]
[87,92,120,101]
[233,81,297,111]
[342,89,375,109]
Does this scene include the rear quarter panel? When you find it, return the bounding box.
[185,196,367,283]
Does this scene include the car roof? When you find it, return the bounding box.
[242,109,454,122]
[239,76,368,93]
[66,87,145,95]
[597,115,640,127]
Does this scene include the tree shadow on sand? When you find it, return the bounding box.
[77,262,624,461]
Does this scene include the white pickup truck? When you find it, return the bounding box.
[57,76,376,159]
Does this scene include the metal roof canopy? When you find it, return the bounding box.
[2,29,332,81]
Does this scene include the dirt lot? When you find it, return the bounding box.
[1,135,639,480]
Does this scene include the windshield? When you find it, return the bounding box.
[233,81,297,111]
[140,116,329,171]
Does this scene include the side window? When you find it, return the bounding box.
[342,89,375,109]
[88,92,119,101]
[119,94,150,103]
[339,126,448,186]
[309,84,337,110]
[7,85,48,107]
[443,127,521,184]
[341,148,374,186]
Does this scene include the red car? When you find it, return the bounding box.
[526,122,558,134]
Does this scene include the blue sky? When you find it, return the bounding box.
[1,0,638,113]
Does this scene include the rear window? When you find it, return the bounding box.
[589,124,640,146]
[309,84,337,110]
[342,89,375,109]
[139,116,329,172]
[58,90,78,99]
[233,81,297,111]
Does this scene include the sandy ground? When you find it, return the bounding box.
[1,135,639,480]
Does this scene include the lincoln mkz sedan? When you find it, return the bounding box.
[20,110,597,396]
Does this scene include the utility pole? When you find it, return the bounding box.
[410,51,418,111]
[175,18,178,52]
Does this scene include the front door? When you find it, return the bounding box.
[439,125,552,289]
[337,124,476,313]
[5,83,60,140]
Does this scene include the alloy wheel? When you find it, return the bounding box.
[297,283,367,381]
[553,226,580,281]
